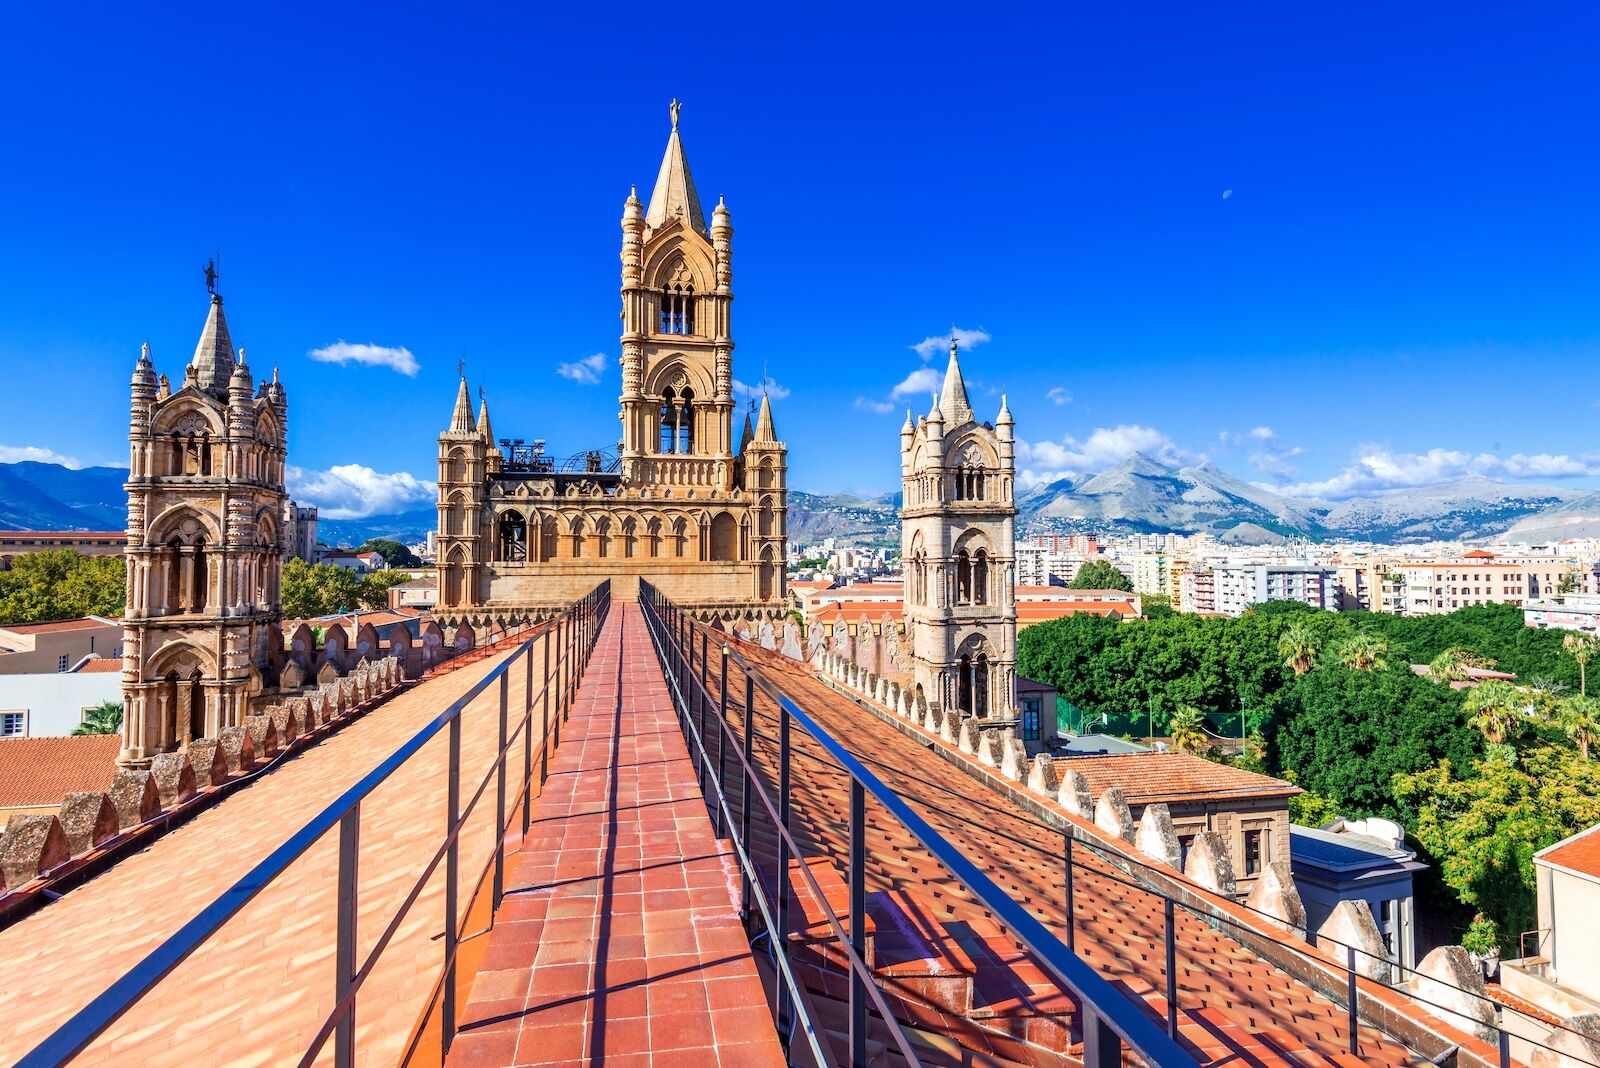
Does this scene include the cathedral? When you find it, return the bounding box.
[435,104,789,625]
[900,343,1019,720]
[120,291,290,767]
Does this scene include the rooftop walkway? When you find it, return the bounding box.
[0,643,535,1066]
[446,605,784,1068]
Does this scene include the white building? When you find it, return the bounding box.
[0,657,123,737]
[1524,592,1600,636]
[1214,562,1337,617]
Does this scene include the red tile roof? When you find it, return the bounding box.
[0,617,118,635]
[0,531,126,540]
[1537,822,1600,880]
[1052,751,1300,805]
[0,735,121,809]
[72,657,122,673]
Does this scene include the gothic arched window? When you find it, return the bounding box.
[973,549,989,606]
[659,386,695,455]
[956,549,973,606]
[659,260,696,335]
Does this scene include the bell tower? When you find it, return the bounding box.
[618,101,736,484]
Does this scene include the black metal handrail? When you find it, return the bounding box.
[639,582,1197,1068]
[20,582,611,1068]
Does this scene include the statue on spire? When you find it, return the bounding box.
[203,257,219,297]
[670,98,681,129]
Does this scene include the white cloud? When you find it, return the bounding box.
[287,464,436,520]
[307,341,419,376]
[1219,425,1277,447]
[854,397,896,414]
[1046,387,1072,406]
[889,367,943,401]
[1015,425,1202,490]
[1277,446,1600,500]
[1249,445,1306,479]
[910,326,991,361]
[556,353,607,384]
[0,444,82,468]
[1249,425,1275,441]
[733,377,790,400]
[1222,189,1234,200]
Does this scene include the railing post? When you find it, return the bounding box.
[776,699,792,1043]
[1347,944,1359,1055]
[1082,1009,1121,1068]
[716,645,728,838]
[740,668,754,930]
[1499,1028,1511,1068]
[1064,833,1075,953]
[443,714,462,1052]
[848,777,867,1067]
[522,644,533,837]
[334,804,360,1068]
[495,671,508,910]
[541,629,552,784]
[553,619,564,749]
[1164,897,1178,1040]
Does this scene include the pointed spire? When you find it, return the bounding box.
[939,338,972,425]
[477,394,494,445]
[755,393,777,442]
[450,376,474,433]
[190,294,237,398]
[927,391,944,424]
[739,411,755,451]
[997,392,1013,425]
[645,99,706,233]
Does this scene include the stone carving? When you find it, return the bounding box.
[1027,754,1058,795]
[57,792,119,856]
[1316,899,1392,983]
[108,770,161,829]
[1183,830,1237,897]
[1244,860,1307,937]
[1135,803,1181,868]
[187,738,228,789]
[150,752,197,809]
[1058,770,1093,819]
[1,815,71,888]
[1000,736,1028,781]
[1093,786,1135,842]
[218,725,256,774]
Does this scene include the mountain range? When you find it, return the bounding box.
[1,458,1595,546]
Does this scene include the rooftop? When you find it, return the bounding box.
[0,617,119,636]
[0,735,120,810]
[1536,822,1600,882]
[1052,751,1301,806]
[71,656,122,673]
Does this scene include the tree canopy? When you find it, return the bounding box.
[355,538,420,569]
[282,558,408,617]
[0,549,125,624]
[1069,559,1134,592]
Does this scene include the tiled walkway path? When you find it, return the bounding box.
[446,605,784,1068]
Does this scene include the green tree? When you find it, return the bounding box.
[1271,664,1480,818]
[1563,631,1597,696]
[1462,680,1525,746]
[282,558,363,617]
[1141,593,1173,619]
[1168,705,1207,753]
[1069,559,1133,593]
[1395,746,1600,951]
[1427,646,1495,684]
[356,538,421,569]
[356,569,411,610]
[1278,621,1321,676]
[72,700,123,736]
[1334,631,1390,671]
[1559,694,1600,760]
[0,549,126,625]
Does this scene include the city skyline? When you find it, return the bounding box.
[3,7,1600,519]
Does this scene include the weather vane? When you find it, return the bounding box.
[458,356,466,378]
[203,256,219,297]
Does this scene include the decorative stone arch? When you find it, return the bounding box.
[619,513,640,558]
[151,398,226,437]
[757,494,776,538]
[955,632,997,718]
[144,640,218,750]
[644,358,715,401]
[708,510,738,561]
[568,514,586,558]
[443,446,469,484]
[758,544,777,601]
[497,507,528,562]
[537,511,558,561]
[952,529,992,607]
[443,545,468,607]
[643,235,715,293]
[146,504,223,547]
[757,457,777,489]
[646,516,663,558]
[443,491,469,537]
[254,406,282,446]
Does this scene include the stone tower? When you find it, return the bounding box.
[899,341,1017,720]
[433,102,787,619]
[121,292,289,767]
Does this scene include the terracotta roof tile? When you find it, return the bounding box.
[0,617,118,635]
[0,735,120,809]
[1041,751,1299,805]
[1537,822,1600,879]
[72,657,122,673]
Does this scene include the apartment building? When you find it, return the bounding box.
[1524,592,1600,636]
[1214,562,1337,616]
[1127,552,1170,596]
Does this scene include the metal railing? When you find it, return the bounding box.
[639,582,1197,1068]
[20,582,611,1068]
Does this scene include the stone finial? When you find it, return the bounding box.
[888,682,901,709]
[187,739,228,789]
[57,792,119,855]
[317,661,342,685]
[1058,769,1093,818]
[246,715,279,759]
[781,623,803,660]
[0,815,71,887]
[976,729,1004,769]
[1135,803,1182,868]
[1094,787,1136,841]
[1530,1014,1600,1068]
[269,706,298,746]
[1027,754,1059,795]
[957,719,979,756]
[1244,859,1308,937]
[150,753,198,809]
[287,697,314,736]
[108,769,161,829]
[1316,899,1393,983]
[279,659,306,690]
[1000,736,1029,781]
[939,709,958,744]
[1183,830,1237,897]
[218,726,256,774]
[1409,945,1496,1041]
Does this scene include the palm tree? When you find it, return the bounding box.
[1559,695,1600,760]
[1428,647,1496,684]
[1278,622,1321,676]
[1335,631,1390,671]
[73,700,123,736]
[1564,632,1597,697]
[1463,681,1523,746]
[1168,705,1207,754]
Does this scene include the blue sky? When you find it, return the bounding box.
[2,5,1598,517]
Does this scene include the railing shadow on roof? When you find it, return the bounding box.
[638,580,1198,1068]
[18,583,612,1068]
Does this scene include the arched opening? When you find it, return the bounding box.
[759,459,774,489]
[570,518,585,559]
[974,654,990,717]
[659,386,696,455]
[758,547,776,601]
[659,260,696,334]
[647,518,662,558]
[185,671,205,746]
[596,518,611,559]
[444,548,467,606]
[446,449,466,484]
[958,655,973,716]
[672,518,688,558]
[498,511,527,562]
[540,515,558,561]
[191,537,208,612]
[165,537,183,611]
[758,497,774,538]
[973,549,989,606]
[709,512,737,561]
[956,549,972,606]
[622,518,637,559]
[445,494,466,537]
